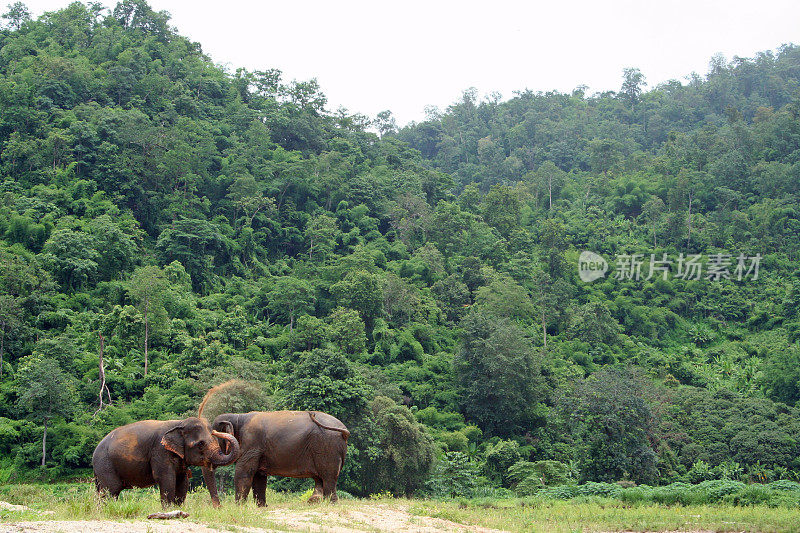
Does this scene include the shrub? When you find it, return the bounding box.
[538,484,578,499]
[576,481,622,498]
[768,480,800,492]
[695,479,747,502]
[484,440,521,487]
[507,460,571,494]
[425,452,481,498]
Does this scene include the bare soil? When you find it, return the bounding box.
[1,503,506,533]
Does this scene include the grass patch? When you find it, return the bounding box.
[410,498,800,532]
[0,482,799,532]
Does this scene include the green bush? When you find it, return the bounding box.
[575,481,621,498]
[695,479,747,501]
[768,480,800,492]
[538,484,579,499]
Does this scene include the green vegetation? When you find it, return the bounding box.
[2,482,800,533]
[1,0,800,506]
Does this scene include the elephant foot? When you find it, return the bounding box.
[307,495,322,504]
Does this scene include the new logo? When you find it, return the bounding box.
[578,251,608,282]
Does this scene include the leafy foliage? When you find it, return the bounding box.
[1,1,800,497]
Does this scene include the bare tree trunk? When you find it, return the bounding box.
[686,189,693,248]
[144,302,149,377]
[41,419,47,467]
[548,176,552,211]
[0,322,5,378]
[541,308,547,348]
[95,333,111,415]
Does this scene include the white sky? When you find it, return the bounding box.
[19,0,800,126]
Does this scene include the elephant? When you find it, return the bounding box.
[93,416,240,507]
[201,410,349,506]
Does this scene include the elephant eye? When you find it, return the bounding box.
[197,440,206,449]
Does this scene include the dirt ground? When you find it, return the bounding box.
[0,503,507,533]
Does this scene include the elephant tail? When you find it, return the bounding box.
[309,412,350,441]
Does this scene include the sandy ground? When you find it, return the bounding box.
[1,503,506,533]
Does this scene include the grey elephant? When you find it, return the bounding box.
[93,417,240,507]
[200,409,349,506]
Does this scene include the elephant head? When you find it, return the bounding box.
[209,413,244,454]
[161,416,240,467]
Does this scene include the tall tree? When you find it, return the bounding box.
[621,67,646,106]
[16,355,77,467]
[0,295,22,378]
[267,276,315,332]
[455,311,546,436]
[128,266,168,376]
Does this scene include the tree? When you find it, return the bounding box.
[94,332,111,415]
[588,139,624,178]
[0,295,22,378]
[474,275,536,322]
[281,348,369,428]
[267,276,315,332]
[2,2,30,30]
[621,68,646,106]
[327,307,366,357]
[483,185,521,237]
[641,197,666,247]
[539,218,567,277]
[375,110,397,138]
[42,229,99,291]
[16,355,77,467]
[426,451,480,497]
[568,301,622,345]
[304,213,338,262]
[227,175,273,228]
[759,345,800,406]
[128,266,168,376]
[88,215,138,281]
[454,311,546,436]
[331,270,383,330]
[367,396,435,496]
[532,269,572,349]
[535,161,566,211]
[563,367,658,484]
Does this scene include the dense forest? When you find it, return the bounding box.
[1,0,800,498]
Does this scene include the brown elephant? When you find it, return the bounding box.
[201,410,349,506]
[93,417,240,507]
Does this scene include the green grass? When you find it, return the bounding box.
[412,497,800,532]
[0,483,799,532]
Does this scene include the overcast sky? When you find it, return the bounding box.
[20,0,800,125]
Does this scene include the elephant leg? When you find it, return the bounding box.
[96,474,123,500]
[155,469,177,508]
[202,466,220,507]
[233,458,258,503]
[308,477,323,503]
[252,473,268,507]
[322,475,338,503]
[174,472,189,506]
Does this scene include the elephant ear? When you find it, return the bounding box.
[161,425,185,459]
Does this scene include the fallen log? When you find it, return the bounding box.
[147,510,189,519]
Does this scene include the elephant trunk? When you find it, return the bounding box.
[210,430,240,466]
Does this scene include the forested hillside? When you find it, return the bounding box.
[1,0,800,497]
